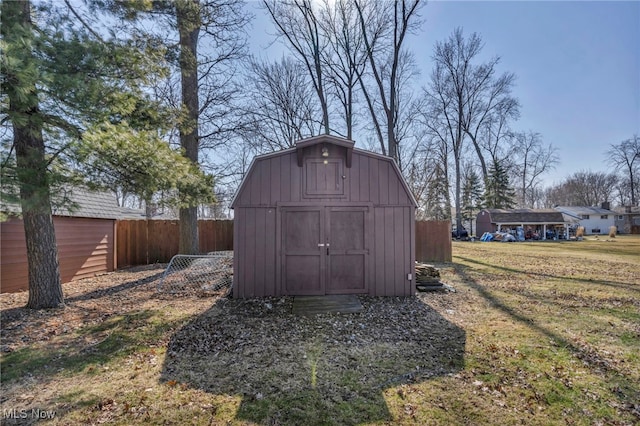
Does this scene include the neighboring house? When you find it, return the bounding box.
[476,208,580,239]
[1,188,142,293]
[231,134,417,298]
[554,204,616,235]
[613,206,640,234]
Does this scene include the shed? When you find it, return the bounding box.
[231,135,417,298]
[476,208,580,239]
[1,188,138,293]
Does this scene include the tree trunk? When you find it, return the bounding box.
[3,0,64,309]
[22,209,63,309]
[176,0,201,255]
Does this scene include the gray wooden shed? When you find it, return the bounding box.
[231,135,417,298]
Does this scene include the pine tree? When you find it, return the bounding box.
[484,159,516,209]
[424,163,451,220]
[1,1,215,308]
[462,168,483,235]
[1,0,63,308]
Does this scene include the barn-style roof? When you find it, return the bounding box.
[483,208,579,224]
[231,134,417,208]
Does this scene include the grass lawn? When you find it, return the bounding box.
[1,236,639,425]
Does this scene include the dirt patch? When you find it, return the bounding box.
[1,265,216,354]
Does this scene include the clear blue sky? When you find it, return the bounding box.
[247,1,640,186]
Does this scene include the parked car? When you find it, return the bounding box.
[452,228,469,239]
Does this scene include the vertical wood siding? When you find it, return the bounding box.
[232,208,276,298]
[115,220,234,268]
[475,210,495,236]
[1,217,114,293]
[233,142,418,298]
[415,220,452,263]
[234,151,414,208]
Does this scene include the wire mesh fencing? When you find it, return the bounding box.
[157,252,233,296]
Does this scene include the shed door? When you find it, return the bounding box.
[327,207,368,294]
[282,207,325,295]
[281,206,368,295]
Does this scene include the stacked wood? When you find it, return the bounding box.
[415,263,440,283]
[415,263,445,291]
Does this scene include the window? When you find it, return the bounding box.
[581,214,590,219]
[618,215,624,220]
[600,215,608,219]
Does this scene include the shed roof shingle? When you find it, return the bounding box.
[484,208,577,224]
[2,187,144,220]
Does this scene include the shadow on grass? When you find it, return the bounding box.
[65,271,165,303]
[455,255,640,293]
[1,269,165,339]
[161,296,465,425]
[451,261,640,418]
[0,309,176,383]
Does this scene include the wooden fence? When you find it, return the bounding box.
[116,220,233,268]
[116,219,450,268]
[415,220,452,263]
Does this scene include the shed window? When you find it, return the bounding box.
[581,214,590,219]
[600,215,608,219]
[618,215,624,220]
[303,158,345,197]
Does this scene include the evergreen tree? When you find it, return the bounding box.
[1,0,63,308]
[1,0,215,308]
[97,0,250,254]
[484,159,515,209]
[462,168,483,235]
[424,163,451,220]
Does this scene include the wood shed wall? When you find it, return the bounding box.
[1,216,115,293]
[233,141,416,298]
[476,210,496,236]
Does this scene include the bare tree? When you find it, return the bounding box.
[607,134,640,206]
[243,56,320,151]
[476,97,519,170]
[354,0,422,161]
[423,28,520,235]
[545,171,618,207]
[263,0,331,135]
[318,0,368,139]
[510,131,559,207]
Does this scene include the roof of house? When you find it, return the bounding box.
[2,187,144,220]
[613,206,640,215]
[482,208,580,224]
[554,206,616,216]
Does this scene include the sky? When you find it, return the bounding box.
[246,1,640,187]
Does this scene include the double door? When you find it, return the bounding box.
[281,206,369,295]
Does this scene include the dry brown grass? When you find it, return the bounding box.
[1,236,639,425]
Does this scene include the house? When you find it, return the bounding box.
[231,134,417,298]
[1,188,140,293]
[476,208,580,240]
[613,206,640,234]
[554,204,616,235]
